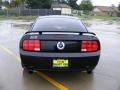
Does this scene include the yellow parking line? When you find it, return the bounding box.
[0,44,69,90]
[0,44,20,61]
[37,72,68,90]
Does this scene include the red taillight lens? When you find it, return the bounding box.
[81,41,98,52]
[22,40,41,51]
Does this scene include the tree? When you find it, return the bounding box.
[79,0,93,15]
[118,2,120,11]
[55,0,79,9]
[10,0,21,8]
[57,0,66,3]
[0,0,2,8]
[67,0,79,9]
[26,0,52,9]
[3,1,10,7]
[21,0,25,3]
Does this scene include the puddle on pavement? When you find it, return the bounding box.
[0,20,31,31]
[82,19,120,34]
[13,24,30,30]
[0,20,31,42]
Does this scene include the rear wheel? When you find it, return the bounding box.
[21,62,34,74]
[28,70,34,74]
[87,70,93,74]
[21,62,25,68]
[23,67,34,74]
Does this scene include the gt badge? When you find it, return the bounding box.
[57,42,65,50]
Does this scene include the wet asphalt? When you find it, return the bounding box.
[0,19,120,90]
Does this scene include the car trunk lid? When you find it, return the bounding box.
[21,32,99,52]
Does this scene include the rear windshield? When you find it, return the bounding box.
[32,17,87,32]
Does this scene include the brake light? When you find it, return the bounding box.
[81,41,98,52]
[22,40,41,51]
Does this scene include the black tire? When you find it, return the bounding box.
[28,70,34,74]
[23,67,34,74]
[87,70,93,74]
[21,62,25,68]
[21,62,34,74]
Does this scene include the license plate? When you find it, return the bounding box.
[53,59,69,68]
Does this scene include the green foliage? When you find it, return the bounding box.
[0,0,2,7]
[3,1,10,7]
[10,0,21,8]
[26,0,52,9]
[118,2,120,11]
[56,0,79,9]
[67,0,79,9]
[79,0,93,15]
[55,0,66,3]
[0,10,6,15]
[21,0,25,3]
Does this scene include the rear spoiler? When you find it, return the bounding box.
[25,31,96,36]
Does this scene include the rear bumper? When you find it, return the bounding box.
[20,50,100,71]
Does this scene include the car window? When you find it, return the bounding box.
[32,18,87,32]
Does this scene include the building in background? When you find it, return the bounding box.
[51,2,72,15]
[92,6,120,16]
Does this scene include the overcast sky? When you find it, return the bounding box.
[77,0,120,6]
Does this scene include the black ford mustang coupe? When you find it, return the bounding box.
[19,15,100,74]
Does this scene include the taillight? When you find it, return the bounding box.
[22,40,41,51]
[81,41,98,52]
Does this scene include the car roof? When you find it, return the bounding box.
[37,15,81,20]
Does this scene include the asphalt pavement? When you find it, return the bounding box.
[0,19,120,90]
